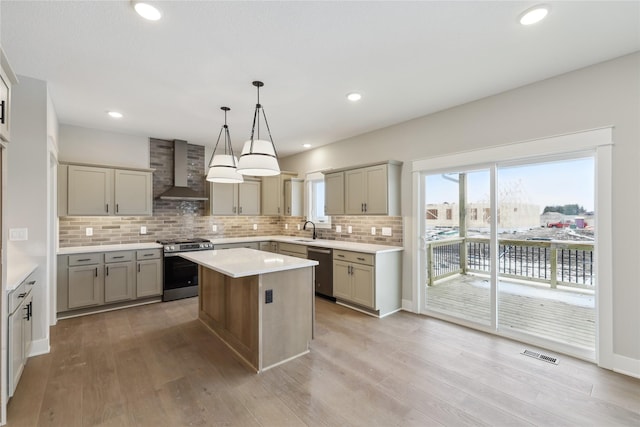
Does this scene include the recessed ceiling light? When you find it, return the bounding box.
[346,92,362,102]
[303,144,312,148]
[132,1,162,21]
[519,4,550,26]
[107,111,123,119]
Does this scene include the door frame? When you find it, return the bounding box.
[412,127,613,367]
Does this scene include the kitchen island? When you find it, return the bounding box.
[180,248,318,373]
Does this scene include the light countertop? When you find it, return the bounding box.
[58,242,162,255]
[180,248,318,278]
[57,236,403,255]
[7,261,38,292]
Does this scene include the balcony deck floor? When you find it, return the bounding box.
[426,274,595,351]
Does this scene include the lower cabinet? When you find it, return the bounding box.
[58,248,163,315]
[332,249,401,317]
[8,270,36,398]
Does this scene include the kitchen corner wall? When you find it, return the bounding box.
[58,137,403,247]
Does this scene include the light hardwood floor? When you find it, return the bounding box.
[7,297,640,426]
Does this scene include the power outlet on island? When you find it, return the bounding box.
[265,289,273,304]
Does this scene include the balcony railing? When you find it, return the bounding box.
[426,236,594,289]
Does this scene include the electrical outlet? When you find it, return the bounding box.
[253,224,258,230]
[285,224,289,230]
[265,289,273,304]
[335,225,342,233]
[212,225,218,232]
[347,226,352,234]
[382,227,392,236]
[297,224,301,230]
[371,227,376,235]
[86,227,93,236]
[140,226,147,235]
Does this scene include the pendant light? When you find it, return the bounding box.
[206,106,244,184]
[236,81,281,176]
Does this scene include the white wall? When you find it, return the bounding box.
[280,53,640,367]
[6,76,51,357]
[59,124,149,168]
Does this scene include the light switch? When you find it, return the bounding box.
[253,224,258,230]
[347,226,352,234]
[212,225,218,232]
[9,228,28,241]
[371,227,376,235]
[382,227,392,236]
[285,224,289,230]
[86,227,93,236]
[297,224,301,230]
[140,226,147,235]
[335,225,342,233]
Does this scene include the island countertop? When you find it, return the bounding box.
[180,248,318,278]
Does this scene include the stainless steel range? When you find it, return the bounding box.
[157,238,214,301]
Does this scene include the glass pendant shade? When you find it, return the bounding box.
[206,154,244,183]
[237,139,281,176]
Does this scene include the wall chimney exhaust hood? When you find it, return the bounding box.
[158,139,208,201]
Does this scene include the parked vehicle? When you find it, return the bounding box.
[547,221,571,228]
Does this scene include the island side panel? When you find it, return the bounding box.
[260,266,313,370]
[198,266,260,371]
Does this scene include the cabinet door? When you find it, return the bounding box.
[351,264,375,309]
[68,264,104,309]
[8,310,22,397]
[68,165,113,215]
[261,176,282,215]
[210,182,238,215]
[115,170,152,215]
[284,179,303,216]
[239,180,261,215]
[363,164,388,214]
[105,261,135,302]
[0,74,9,142]
[332,260,352,300]
[324,172,344,215]
[137,259,162,298]
[345,169,365,214]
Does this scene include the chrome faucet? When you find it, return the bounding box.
[303,220,317,239]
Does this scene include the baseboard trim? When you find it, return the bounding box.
[613,353,640,379]
[29,338,50,357]
[402,299,416,313]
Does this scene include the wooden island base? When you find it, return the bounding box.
[198,265,314,372]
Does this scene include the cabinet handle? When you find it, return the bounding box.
[112,255,125,259]
[27,281,36,285]
[106,266,109,276]
[338,254,345,258]
[116,203,119,213]
[233,206,237,214]
[364,203,367,212]
[78,258,91,262]
[239,206,242,214]
[106,203,109,213]
[95,267,98,277]
[357,257,365,261]
[24,305,30,321]
[143,253,153,257]
[361,203,364,212]
[0,100,4,124]
[278,207,280,213]
[138,264,141,272]
[18,293,26,298]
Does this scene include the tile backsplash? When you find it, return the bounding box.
[58,215,403,247]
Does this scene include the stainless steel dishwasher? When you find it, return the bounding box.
[307,247,334,299]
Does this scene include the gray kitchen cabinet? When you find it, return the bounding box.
[208,179,261,216]
[62,163,153,216]
[104,251,135,303]
[8,270,35,398]
[324,161,401,216]
[136,249,162,298]
[68,264,104,309]
[284,178,304,216]
[0,48,17,142]
[259,241,279,253]
[324,172,344,215]
[214,242,260,250]
[114,169,153,215]
[278,242,308,258]
[261,172,297,216]
[332,249,402,317]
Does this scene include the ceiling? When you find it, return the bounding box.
[1,1,639,157]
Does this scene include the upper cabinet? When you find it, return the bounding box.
[325,161,402,216]
[208,179,261,216]
[0,48,18,143]
[60,164,153,216]
[284,178,303,216]
[261,172,297,216]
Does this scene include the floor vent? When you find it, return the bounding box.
[522,349,559,365]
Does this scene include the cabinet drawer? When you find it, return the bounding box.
[278,242,307,257]
[105,251,134,263]
[333,250,374,266]
[69,253,102,266]
[137,249,161,260]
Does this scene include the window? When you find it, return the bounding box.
[306,172,331,228]
[470,208,478,220]
[427,209,438,220]
[446,209,452,220]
